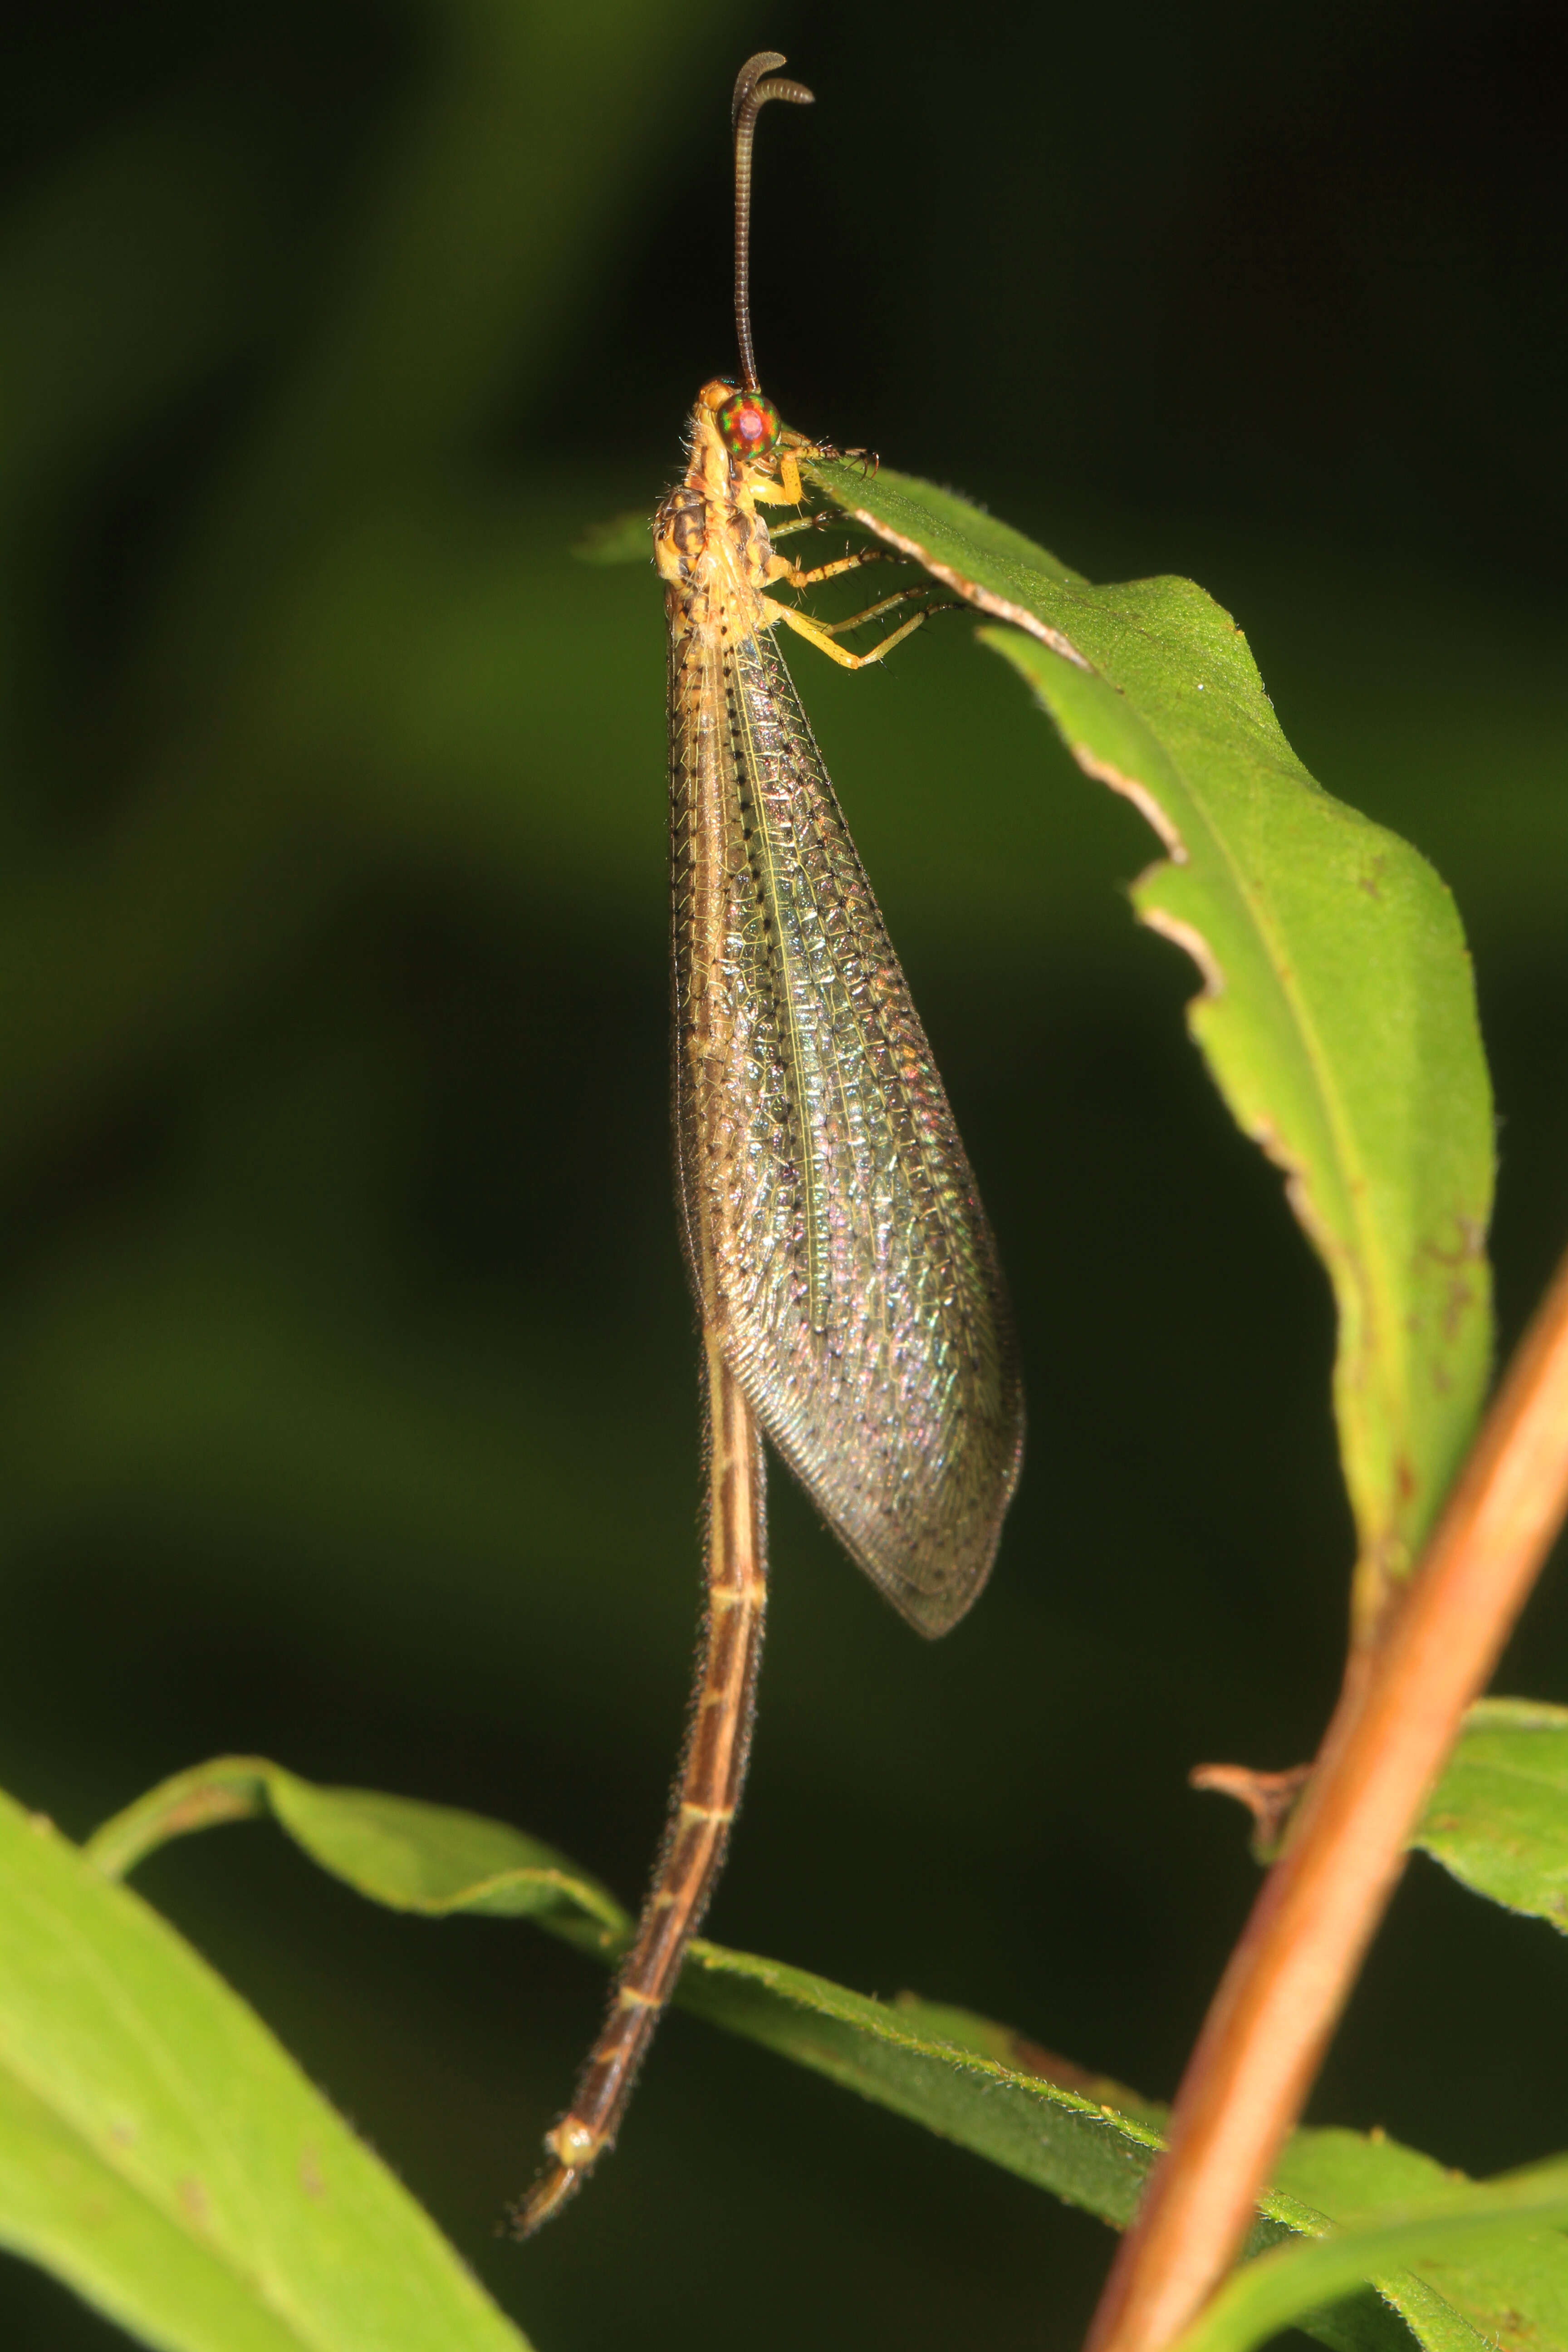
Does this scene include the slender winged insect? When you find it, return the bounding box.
[513,50,1024,2234]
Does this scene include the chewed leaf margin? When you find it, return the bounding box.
[803,453,1494,1638]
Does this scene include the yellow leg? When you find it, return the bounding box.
[807,586,937,637]
[784,550,898,589]
[767,512,831,541]
[753,437,872,507]
[763,593,947,672]
[780,429,879,480]
[752,452,805,505]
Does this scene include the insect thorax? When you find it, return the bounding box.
[654,404,778,630]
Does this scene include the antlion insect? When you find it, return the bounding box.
[513,49,1024,2234]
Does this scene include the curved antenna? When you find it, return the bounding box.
[731,50,813,393]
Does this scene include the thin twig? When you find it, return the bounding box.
[1084,1238,1568,2352]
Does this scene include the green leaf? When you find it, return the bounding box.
[91,1760,1568,2352]
[1414,1696,1568,1931]
[88,1764,1181,2239]
[0,1784,533,2352]
[85,1754,629,1952]
[1170,2159,1568,2352]
[1277,2130,1568,2352]
[804,456,1494,1627]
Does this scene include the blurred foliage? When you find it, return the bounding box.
[1416,1700,1568,1932]
[0,2,1565,2349]
[1173,2159,1568,2352]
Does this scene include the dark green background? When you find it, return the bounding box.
[3,2,1566,2345]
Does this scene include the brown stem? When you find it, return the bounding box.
[1085,1238,1568,2352]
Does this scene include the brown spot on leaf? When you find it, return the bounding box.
[1423,1215,1488,1270]
[300,2146,326,2201]
[178,2177,210,2225]
[1444,1275,1475,1340]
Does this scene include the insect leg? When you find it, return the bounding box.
[781,428,880,478]
[768,509,887,545]
[781,549,900,589]
[764,591,960,671]
[753,452,806,505]
[766,511,837,541]
[806,586,939,635]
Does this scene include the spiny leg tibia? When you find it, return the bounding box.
[807,585,938,636]
[766,510,834,541]
[783,549,900,590]
[764,585,960,671]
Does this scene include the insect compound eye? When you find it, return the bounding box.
[716,391,782,461]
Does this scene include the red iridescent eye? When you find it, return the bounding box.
[716,391,781,460]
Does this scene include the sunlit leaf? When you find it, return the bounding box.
[87,1755,628,1952]
[1170,2159,1568,2352]
[805,456,1494,1630]
[0,1785,534,2352]
[1277,2129,1568,2352]
[1415,1696,1568,1931]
